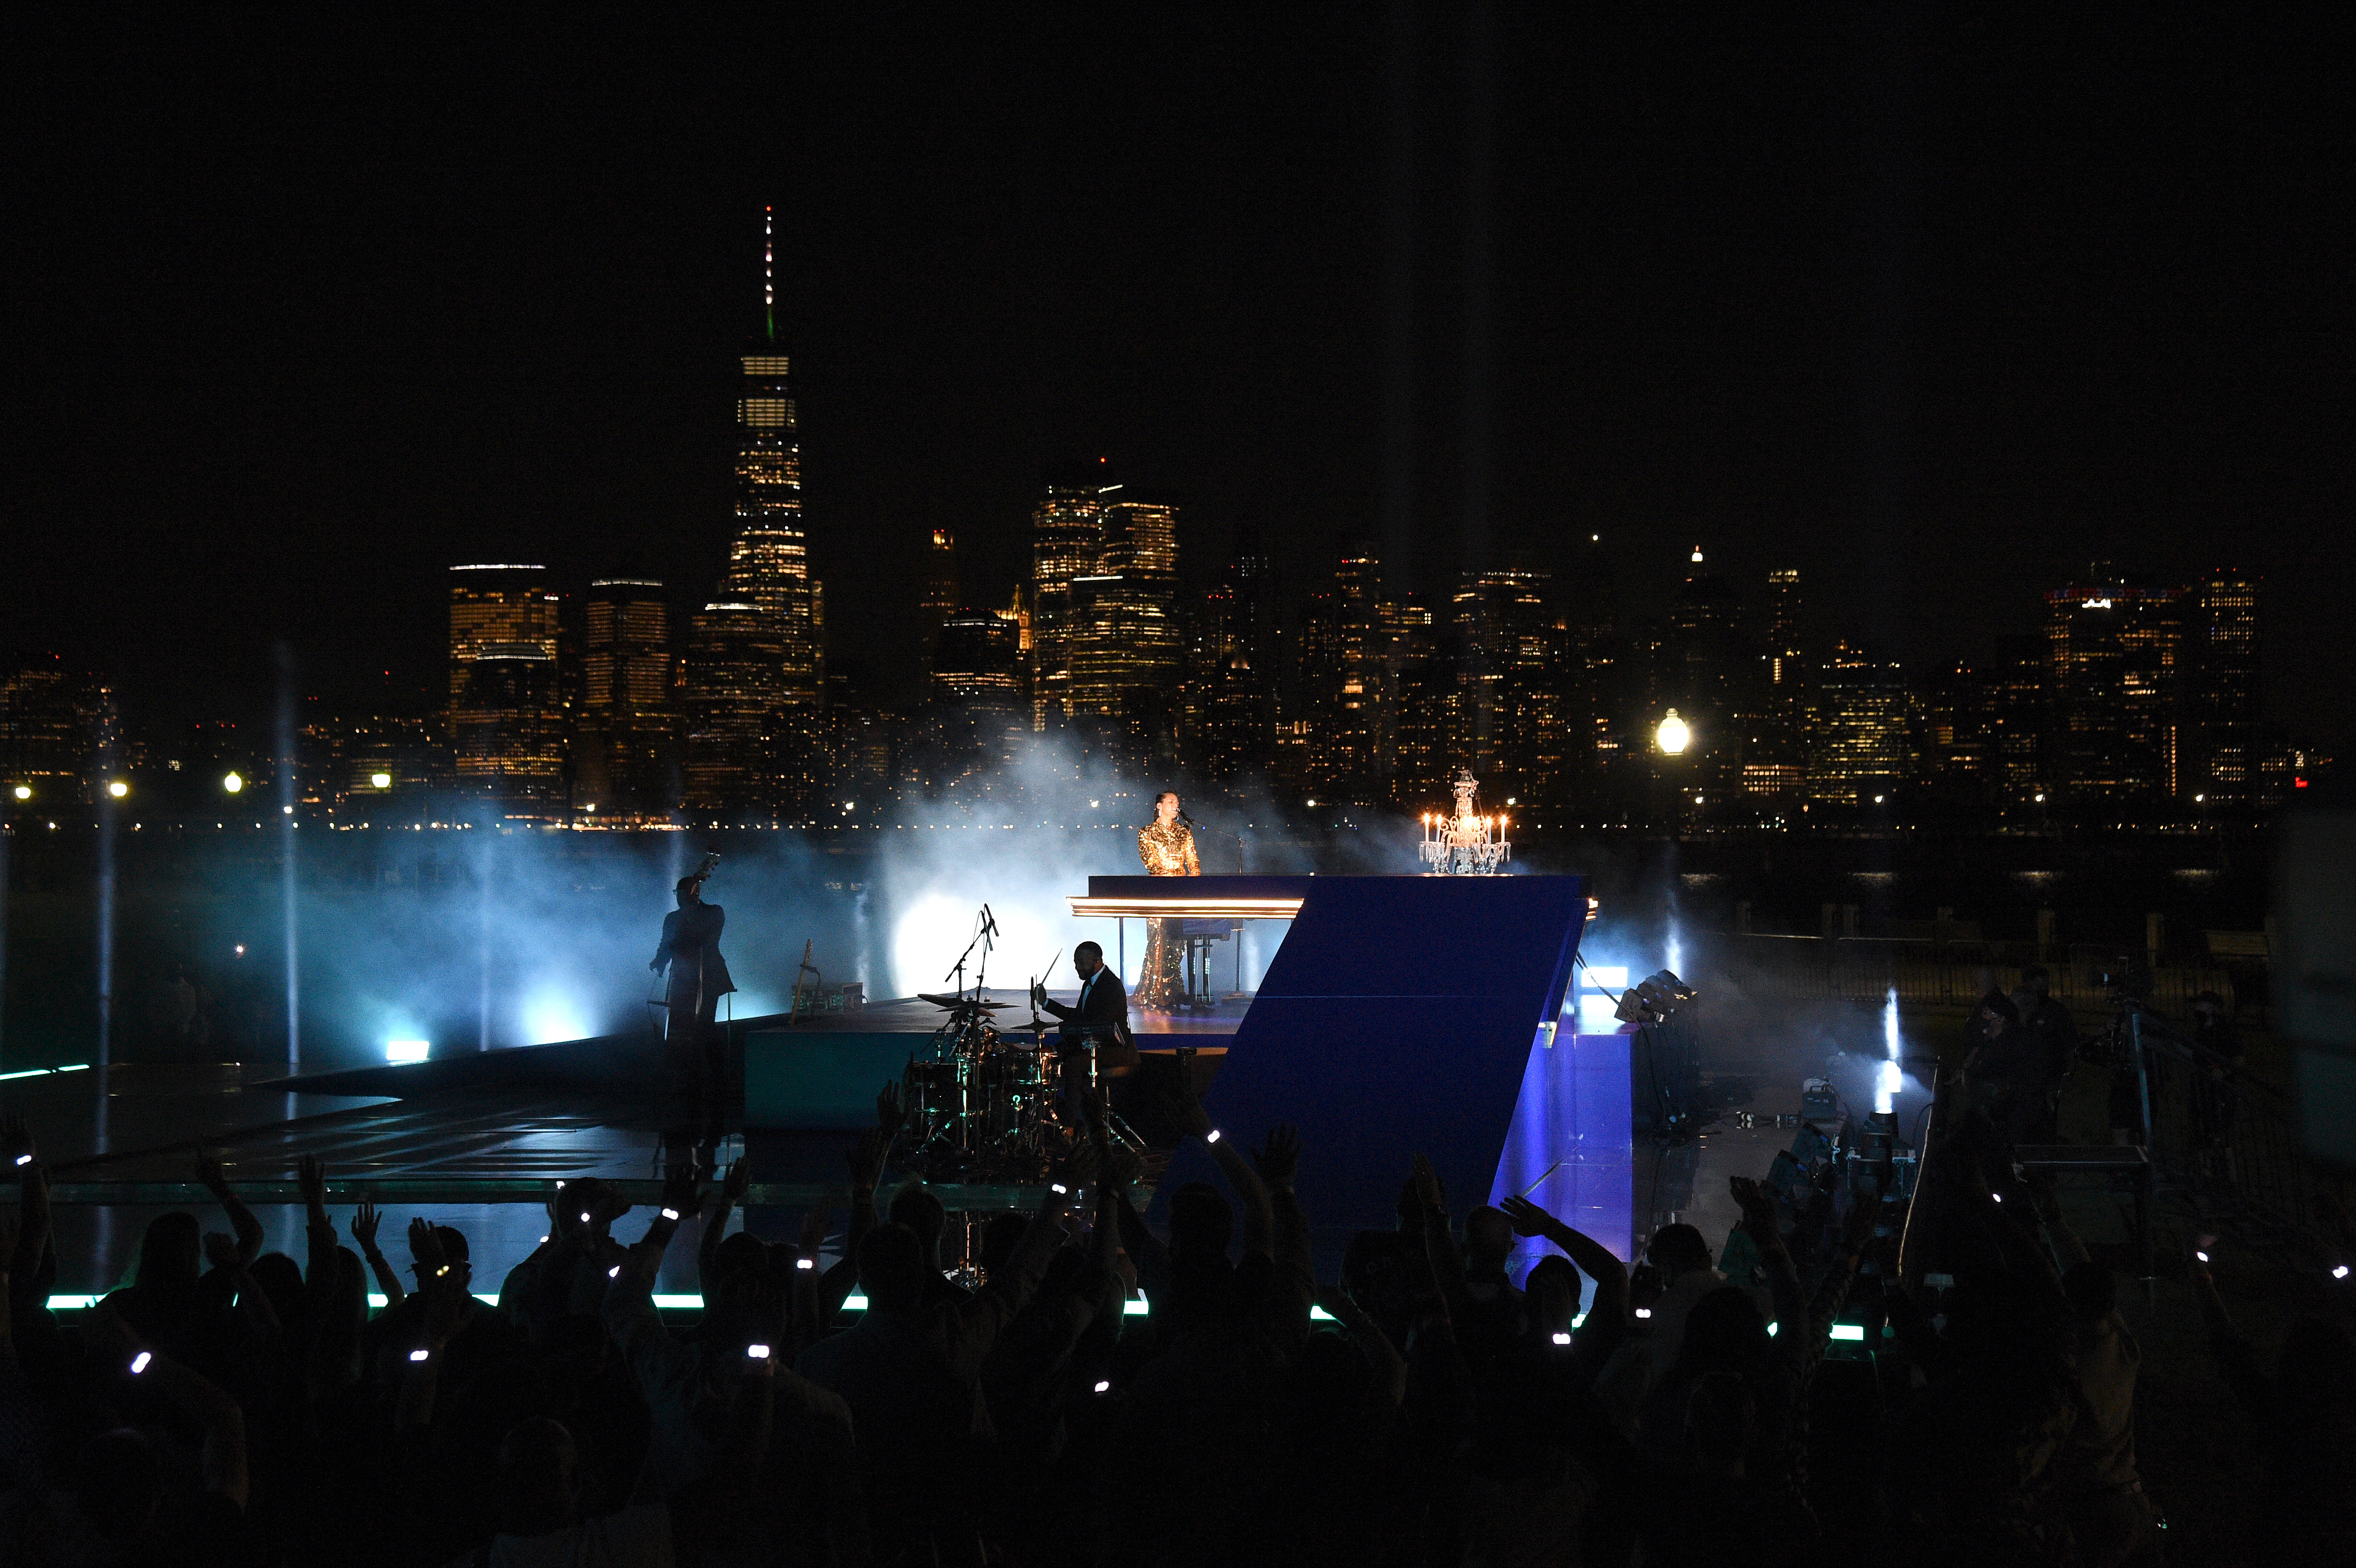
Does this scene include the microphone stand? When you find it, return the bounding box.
[1180,814,1248,874]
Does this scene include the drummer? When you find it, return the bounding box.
[1033,941,1134,1064]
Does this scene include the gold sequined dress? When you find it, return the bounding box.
[1135,818,1200,1010]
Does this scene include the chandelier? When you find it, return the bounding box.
[1419,768,1511,875]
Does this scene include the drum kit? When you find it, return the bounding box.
[896,904,1140,1181]
[896,991,1079,1180]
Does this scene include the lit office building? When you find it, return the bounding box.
[2188,568,2259,803]
[2044,568,2185,801]
[1026,483,1107,727]
[576,579,673,821]
[1068,568,1184,767]
[680,210,827,816]
[1101,498,1178,577]
[932,610,1022,705]
[1805,643,1910,805]
[448,565,559,699]
[446,565,565,815]
[452,643,566,815]
[1451,565,1562,806]
[681,601,786,820]
[0,661,105,805]
[917,528,960,672]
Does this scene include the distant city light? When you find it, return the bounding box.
[107,780,129,798]
[282,804,294,815]
[385,1039,430,1063]
[223,772,244,793]
[1655,709,1690,756]
[371,772,393,789]
[10,785,26,800]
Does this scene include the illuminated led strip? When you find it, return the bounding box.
[1068,896,1304,920]
[0,1063,92,1082]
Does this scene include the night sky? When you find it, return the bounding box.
[9,9,2351,751]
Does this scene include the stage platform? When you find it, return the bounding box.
[8,871,1725,1299]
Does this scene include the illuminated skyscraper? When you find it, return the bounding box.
[2188,568,2259,803]
[0,659,105,805]
[917,528,960,674]
[2044,566,2184,801]
[681,601,785,820]
[1101,498,1178,577]
[681,208,826,816]
[448,565,559,698]
[1451,564,1561,807]
[1064,489,1183,767]
[1805,643,1909,805]
[933,610,1021,705]
[448,566,566,816]
[576,579,673,821]
[1026,482,1107,727]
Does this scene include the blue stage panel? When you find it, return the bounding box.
[1158,875,1587,1267]
[1491,1024,1638,1280]
[745,1032,923,1130]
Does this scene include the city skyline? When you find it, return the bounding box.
[7,13,2351,759]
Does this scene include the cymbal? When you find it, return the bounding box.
[919,992,1008,1011]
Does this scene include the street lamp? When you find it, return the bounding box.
[223,771,244,794]
[10,785,27,801]
[107,780,129,799]
[1655,709,1691,756]
[370,772,393,789]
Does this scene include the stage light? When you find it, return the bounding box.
[384,1039,429,1063]
[107,780,129,798]
[523,993,592,1045]
[1655,710,1690,756]
[371,772,393,789]
[223,772,243,793]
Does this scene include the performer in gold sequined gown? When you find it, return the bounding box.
[1135,790,1200,1010]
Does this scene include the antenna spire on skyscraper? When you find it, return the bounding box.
[763,206,775,344]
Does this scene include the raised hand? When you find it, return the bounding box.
[1102,1142,1144,1194]
[798,1187,839,1256]
[1728,1176,1776,1236]
[195,1153,231,1194]
[1498,1194,1556,1239]
[1052,1139,1102,1191]
[298,1154,328,1213]
[721,1156,752,1206]
[1409,1153,1447,1217]
[847,1128,889,1192]
[660,1162,702,1221]
[408,1216,449,1278]
[352,1199,382,1253]
[1253,1125,1301,1189]
[874,1081,907,1136]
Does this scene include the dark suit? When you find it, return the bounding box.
[1039,967,1136,1066]
[653,901,734,1104]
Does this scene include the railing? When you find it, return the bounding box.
[2119,1006,2326,1263]
[1715,933,2238,1014]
